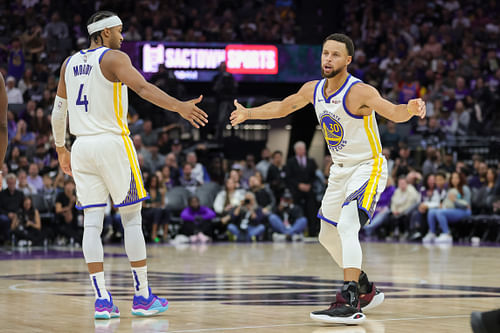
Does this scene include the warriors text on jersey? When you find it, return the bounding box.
[313,74,383,164]
[65,46,129,137]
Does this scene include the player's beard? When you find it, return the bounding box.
[321,65,344,78]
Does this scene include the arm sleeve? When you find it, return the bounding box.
[51,95,68,147]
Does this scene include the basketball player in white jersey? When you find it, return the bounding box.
[51,11,208,319]
[230,33,425,324]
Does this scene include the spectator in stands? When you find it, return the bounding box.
[381,121,400,156]
[391,144,414,180]
[39,174,56,212]
[473,168,497,214]
[5,76,23,104]
[256,147,271,181]
[0,173,24,244]
[160,164,176,190]
[54,179,81,245]
[363,177,395,238]
[229,165,245,189]
[26,162,42,193]
[164,152,180,183]
[179,162,201,194]
[269,189,307,242]
[186,151,210,184]
[180,195,216,243]
[440,151,456,174]
[409,172,448,240]
[241,154,257,185]
[132,134,153,171]
[425,116,445,148]
[212,61,237,139]
[7,146,21,174]
[142,174,169,243]
[387,175,420,239]
[469,161,487,190]
[422,146,440,177]
[248,174,274,214]
[213,178,245,225]
[43,12,69,51]
[227,191,265,242]
[12,119,35,154]
[17,169,36,196]
[285,141,319,236]
[423,171,472,243]
[5,38,25,82]
[10,196,42,246]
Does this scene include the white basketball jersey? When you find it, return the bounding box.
[65,47,129,137]
[314,74,383,164]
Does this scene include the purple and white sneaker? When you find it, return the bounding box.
[94,292,120,319]
[131,287,169,316]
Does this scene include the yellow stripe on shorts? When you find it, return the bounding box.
[362,115,382,210]
[113,83,147,198]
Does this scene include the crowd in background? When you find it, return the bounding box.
[1,0,500,246]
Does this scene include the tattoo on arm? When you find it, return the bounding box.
[292,105,298,110]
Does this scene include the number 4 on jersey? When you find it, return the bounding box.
[76,84,89,112]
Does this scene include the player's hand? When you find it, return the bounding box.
[407,98,426,119]
[177,95,208,128]
[56,146,72,177]
[230,99,248,126]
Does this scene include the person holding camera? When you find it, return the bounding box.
[227,192,265,242]
[269,189,307,242]
[10,196,42,246]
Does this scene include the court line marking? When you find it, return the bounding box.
[165,314,470,332]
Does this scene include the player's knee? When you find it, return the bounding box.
[83,207,105,230]
[337,202,360,237]
[120,204,142,227]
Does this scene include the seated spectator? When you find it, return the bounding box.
[12,119,35,154]
[269,190,307,242]
[179,163,201,194]
[409,172,448,240]
[55,179,81,245]
[423,171,472,243]
[17,169,36,196]
[160,164,176,190]
[363,177,395,238]
[179,195,216,243]
[142,174,169,243]
[229,167,246,189]
[421,146,440,177]
[241,154,257,185]
[164,152,181,184]
[213,178,246,225]
[227,192,266,242]
[0,174,24,244]
[468,161,487,190]
[186,152,210,185]
[248,175,274,214]
[473,168,497,214]
[27,163,43,193]
[11,196,42,246]
[391,144,414,180]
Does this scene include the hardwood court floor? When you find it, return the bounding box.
[0,241,499,333]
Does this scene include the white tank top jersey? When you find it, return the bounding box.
[314,74,383,164]
[65,46,129,137]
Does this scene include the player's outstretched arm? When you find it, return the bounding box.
[230,80,317,126]
[0,73,7,165]
[106,50,208,128]
[353,83,426,123]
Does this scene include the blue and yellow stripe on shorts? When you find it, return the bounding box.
[112,82,148,206]
[361,113,383,219]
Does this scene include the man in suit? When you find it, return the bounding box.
[285,141,319,236]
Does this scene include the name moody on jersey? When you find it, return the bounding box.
[73,64,93,76]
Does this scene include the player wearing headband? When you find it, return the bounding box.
[51,11,208,319]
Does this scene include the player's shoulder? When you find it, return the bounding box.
[349,81,380,98]
[299,80,321,93]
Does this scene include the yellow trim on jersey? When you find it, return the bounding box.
[362,115,383,210]
[113,83,147,198]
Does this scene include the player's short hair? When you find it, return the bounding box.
[323,33,354,57]
[87,10,118,43]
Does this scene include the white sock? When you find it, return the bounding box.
[90,271,109,300]
[131,266,149,298]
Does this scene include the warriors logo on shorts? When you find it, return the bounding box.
[321,114,345,150]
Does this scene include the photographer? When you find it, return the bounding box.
[269,190,307,242]
[227,192,265,242]
[11,196,42,246]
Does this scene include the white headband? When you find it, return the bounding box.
[87,16,122,35]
